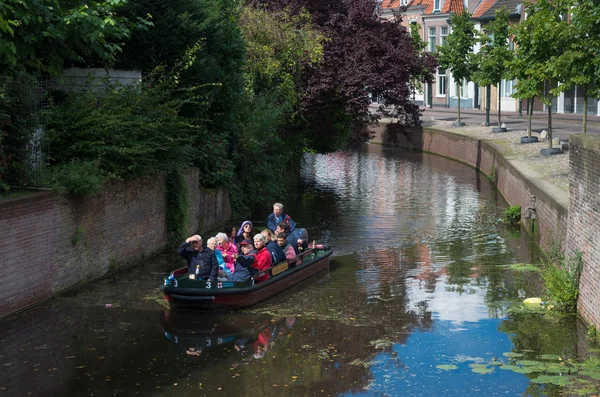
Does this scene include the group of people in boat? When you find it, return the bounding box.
[178,203,308,283]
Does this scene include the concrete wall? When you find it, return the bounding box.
[567,135,600,329]
[372,124,569,252]
[0,168,230,319]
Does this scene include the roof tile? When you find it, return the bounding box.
[442,0,465,14]
[473,0,498,17]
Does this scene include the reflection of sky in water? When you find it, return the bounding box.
[344,319,529,397]
[407,275,490,325]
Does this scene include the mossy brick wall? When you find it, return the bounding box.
[567,135,600,329]
[0,168,230,318]
[371,124,569,251]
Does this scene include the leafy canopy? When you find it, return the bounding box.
[438,11,477,84]
[0,0,150,75]
[509,0,570,105]
[473,7,513,87]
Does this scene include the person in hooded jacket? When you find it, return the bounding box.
[178,235,218,281]
[235,221,255,248]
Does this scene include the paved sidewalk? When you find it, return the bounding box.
[420,107,600,140]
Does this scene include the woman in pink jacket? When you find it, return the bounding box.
[215,232,238,273]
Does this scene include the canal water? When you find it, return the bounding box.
[1,144,598,397]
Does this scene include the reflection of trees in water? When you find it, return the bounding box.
[498,314,578,358]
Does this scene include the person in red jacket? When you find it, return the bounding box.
[251,234,272,282]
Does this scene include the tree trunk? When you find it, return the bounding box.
[497,84,502,127]
[583,85,588,134]
[457,82,462,124]
[548,100,553,149]
[527,97,534,138]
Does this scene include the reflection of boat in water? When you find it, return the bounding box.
[160,311,297,359]
[160,244,332,310]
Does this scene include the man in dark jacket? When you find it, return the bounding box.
[261,229,285,264]
[178,234,218,281]
[266,203,296,233]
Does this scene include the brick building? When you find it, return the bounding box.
[379,0,600,116]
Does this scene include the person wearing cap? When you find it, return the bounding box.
[221,239,256,282]
[266,203,296,233]
[178,234,219,281]
[233,235,272,282]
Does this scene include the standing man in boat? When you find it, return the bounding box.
[178,235,219,281]
[267,203,296,233]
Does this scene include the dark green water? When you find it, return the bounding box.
[1,145,598,397]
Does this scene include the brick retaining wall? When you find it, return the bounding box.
[567,135,600,329]
[0,168,230,318]
[371,123,569,253]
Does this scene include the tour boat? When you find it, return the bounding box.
[160,243,333,310]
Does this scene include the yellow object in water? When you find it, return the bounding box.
[523,297,543,306]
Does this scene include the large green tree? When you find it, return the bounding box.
[473,7,513,130]
[511,0,570,149]
[438,11,477,126]
[550,0,600,134]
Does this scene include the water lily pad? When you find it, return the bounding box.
[436,364,458,371]
[545,364,568,374]
[469,363,489,369]
[518,360,542,366]
[499,364,521,371]
[471,366,494,374]
[503,352,524,358]
[579,370,600,380]
[539,354,561,361]
[531,375,572,386]
[513,366,538,374]
[489,361,504,366]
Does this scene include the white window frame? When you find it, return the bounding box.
[434,0,441,11]
[401,0,409,5]
[459,78,468,98]
[440,26,448,45]
[436,68,447,97]
[500,79,516,98]
[428,27,436,52]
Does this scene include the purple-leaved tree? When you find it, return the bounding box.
[253,0,437,151]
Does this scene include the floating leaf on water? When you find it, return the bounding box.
[540,354,561,361]
[509,263,540,272]
[545,364,568,374]
[513,366,538,374]
[489,361,504,366]
[471,366,494,375]
[499,364,521,371]
[579,370,600,380]
[531,375,572,386]
[469,363,489,369]
[503,352,524,358]
[588,348,600,353]
[436,364,458,371]
[518,360,543,366]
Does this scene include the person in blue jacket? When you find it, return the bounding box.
[178,234,219,281]
[266,203,296,233]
